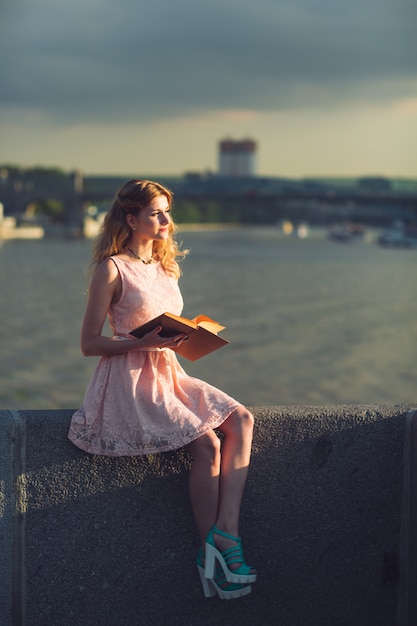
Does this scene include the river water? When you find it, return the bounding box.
[1,227,416,409]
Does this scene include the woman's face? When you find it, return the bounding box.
[130,194,171,242]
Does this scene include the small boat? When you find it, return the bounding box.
[296,222,309,239]
[328,222,365,242]
[378,221,417,249]
[279,220,309,238]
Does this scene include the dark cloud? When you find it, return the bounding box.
[1,0,416,124]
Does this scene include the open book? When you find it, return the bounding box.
[130,312,229,361]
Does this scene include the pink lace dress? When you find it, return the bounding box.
[68,256,240,456]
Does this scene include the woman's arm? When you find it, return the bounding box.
[80,259,186,357]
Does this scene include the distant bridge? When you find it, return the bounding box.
[0,172,118,231]
[1,170,416,233]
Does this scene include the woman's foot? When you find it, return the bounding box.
[212,527,256,574]
[204,525,257,584]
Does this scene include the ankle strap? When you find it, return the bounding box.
[211,525,241,543]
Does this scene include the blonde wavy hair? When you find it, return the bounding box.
[91,179,187,278]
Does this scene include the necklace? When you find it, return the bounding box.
[126,247,154,265]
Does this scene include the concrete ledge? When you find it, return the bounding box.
[0,404,415,626]
[397,409,417,626]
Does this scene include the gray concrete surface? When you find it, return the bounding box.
[0,404,415,626]
[397,409,417,626]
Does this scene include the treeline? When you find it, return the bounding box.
[0,164,68,181]
[171,198,288,225]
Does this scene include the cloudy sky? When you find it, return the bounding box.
[1,0,416,178]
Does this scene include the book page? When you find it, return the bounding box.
[164,312,197,329]
[192,315,225,334]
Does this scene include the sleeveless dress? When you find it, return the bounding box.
[68,256,240,456]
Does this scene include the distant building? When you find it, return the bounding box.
[357,177,392,192]
[218,139,257,177]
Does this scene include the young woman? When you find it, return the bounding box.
[68,179,256,599]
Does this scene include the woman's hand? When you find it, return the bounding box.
[140,325,188,350]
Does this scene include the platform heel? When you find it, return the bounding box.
[204,525,257,584]
[197,548,251,600]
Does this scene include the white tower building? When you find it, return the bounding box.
[218,139,257,177]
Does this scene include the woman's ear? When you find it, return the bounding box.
[126,213,137,230]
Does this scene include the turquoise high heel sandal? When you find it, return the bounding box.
[204,525,257,584]
[196,548,252,600]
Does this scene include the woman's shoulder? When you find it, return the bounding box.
[103,253,132,268]
[93,256,121,281]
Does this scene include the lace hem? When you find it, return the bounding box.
[68,403,240,457]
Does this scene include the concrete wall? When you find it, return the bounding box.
[0,405,415,626]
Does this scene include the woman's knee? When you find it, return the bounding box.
[187,430,221,466]
[220,406,254,439]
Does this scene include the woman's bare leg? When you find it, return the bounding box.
[215,406,254,535]
[186,430,222,543]
[214,406,255,560]
[186,406,254,551]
